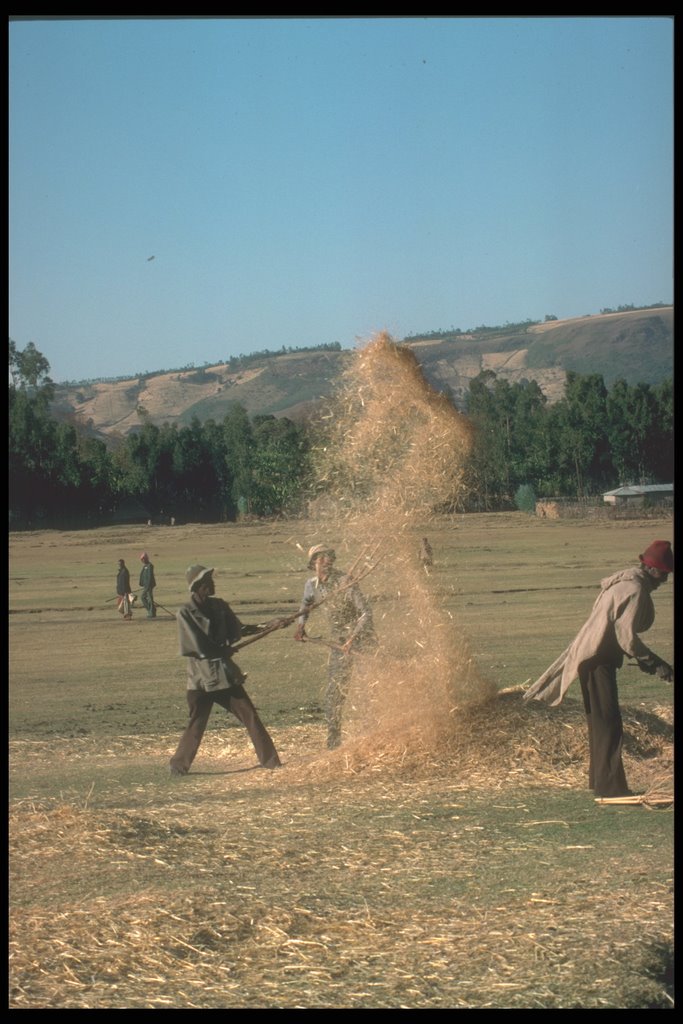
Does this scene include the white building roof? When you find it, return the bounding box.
[602,484,673,498]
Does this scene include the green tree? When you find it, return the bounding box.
[466,373,549,506]
[222,404,255,515]
[9,341,60,521]
[508,379,548,491]
[648,379,673,481]
[606,379,670,485]
[9,339,54,397]
[250,415,311,516]
[514,483,537,513]
[555,373,613,496]
[465,370,506,508]
[170,418,223,520]
[78,434,116,513]
[202,418,237,521]
[9,340,119,523]
[113,421,164,512]
[606,378,636,483]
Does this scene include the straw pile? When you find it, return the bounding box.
[281,692,673,797]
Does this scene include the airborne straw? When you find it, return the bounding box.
[304,331,496,767]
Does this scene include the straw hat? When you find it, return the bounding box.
[307,544,336,569]
[186,565,214,590]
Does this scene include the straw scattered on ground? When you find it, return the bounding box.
[9,333,674,1009]
[9,695,674,1009]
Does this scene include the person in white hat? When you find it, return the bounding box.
[294,545,376,749]
[169,565,285,776]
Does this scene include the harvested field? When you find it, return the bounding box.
[9,334,674,1008]
[9,696,674,1009]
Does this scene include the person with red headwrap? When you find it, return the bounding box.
[524,540,673,798]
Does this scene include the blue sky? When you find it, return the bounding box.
[9,16,673,384]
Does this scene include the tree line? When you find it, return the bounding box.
[9,341,673,527]
[464,370,672,510]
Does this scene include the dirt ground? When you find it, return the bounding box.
[9,503,675,1008]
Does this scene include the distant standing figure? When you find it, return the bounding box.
[294,544,376,750]
[419,537,434,567]
[116,559,133,619]
[169,565,284,776]
[524,540,674,798]
[139,551,157,619]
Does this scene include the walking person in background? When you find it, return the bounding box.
[170,565,286,776]
[419,536,434,568]
[524,540,674,799]
[294,544,377,750]
[116,558,134,620]
[139,551,157,619]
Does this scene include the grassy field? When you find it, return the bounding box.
[9,513,674,1008]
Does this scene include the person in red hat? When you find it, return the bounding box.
[524,540,673,798]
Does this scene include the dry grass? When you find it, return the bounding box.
[9,695,674,1008]
[9,334,675,1008]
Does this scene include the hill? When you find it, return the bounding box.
[50,306,672,441]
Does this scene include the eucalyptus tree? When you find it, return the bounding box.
[649,378,674,482]
[9,340,63,521]
[222,403,255,515]
[553,373,613,497]
[465,370,507,507]
[250,414,311,517]
[113,420,167,513]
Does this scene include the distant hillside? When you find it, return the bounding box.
[50,307,672,442]
[405,306,673,408]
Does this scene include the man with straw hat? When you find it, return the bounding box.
[524,540,674,799]
[295,544,376,750]
[170,565,285,776]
